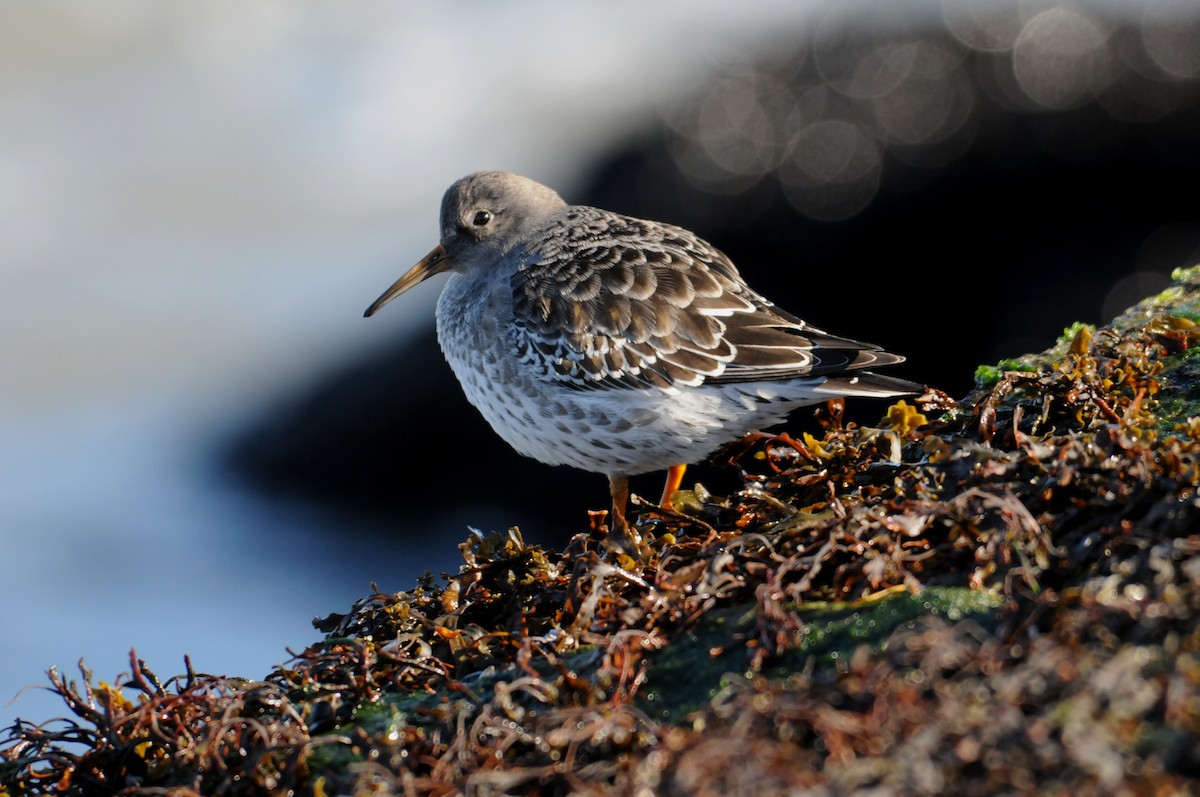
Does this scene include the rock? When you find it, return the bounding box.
[7,265,1200,797]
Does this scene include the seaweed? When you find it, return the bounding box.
[4,267,1200,795]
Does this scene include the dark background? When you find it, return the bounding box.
[226,6,1200,545]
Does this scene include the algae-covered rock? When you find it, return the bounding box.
[4,269,1200,795]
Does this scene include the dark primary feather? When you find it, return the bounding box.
[510,206,904,392]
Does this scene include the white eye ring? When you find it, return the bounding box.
[471,210,492,227]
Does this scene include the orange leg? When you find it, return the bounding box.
[606,473,649,556]
[659,464,687,508]
[608,473,630,536]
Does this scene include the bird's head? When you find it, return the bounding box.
[364,171,566,318]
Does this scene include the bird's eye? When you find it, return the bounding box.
[471,210,492,227]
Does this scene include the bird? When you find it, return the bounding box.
[365,171,921,550]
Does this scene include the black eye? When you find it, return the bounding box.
[471,210,492,227]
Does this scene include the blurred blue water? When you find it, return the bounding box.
[0,1,823,729]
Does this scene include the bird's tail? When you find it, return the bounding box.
[815,372,925,399]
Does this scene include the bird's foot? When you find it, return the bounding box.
[588,509,651,563]
[603,525,651,564]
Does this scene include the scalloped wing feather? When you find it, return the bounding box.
[510,207,903,392]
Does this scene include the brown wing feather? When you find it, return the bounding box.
[510,207,903,391]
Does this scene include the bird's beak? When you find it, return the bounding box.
[363,244,451,317]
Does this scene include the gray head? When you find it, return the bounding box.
[364,171,567,317]
[439,171,567,259]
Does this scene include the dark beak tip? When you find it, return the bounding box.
[362,243,447,320]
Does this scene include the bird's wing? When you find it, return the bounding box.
[509,208,904,392]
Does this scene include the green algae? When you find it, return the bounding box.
[973,359,1039,386]
[973,322,1098,387]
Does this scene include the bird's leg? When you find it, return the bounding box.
[608,473,630,534]
[659,464,687,508]
[604,472,643,554]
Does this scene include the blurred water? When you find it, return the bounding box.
[0,1,831,728]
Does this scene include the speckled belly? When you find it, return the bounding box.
[434,273,809,476]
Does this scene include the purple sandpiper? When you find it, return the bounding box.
[365,171,921,548]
